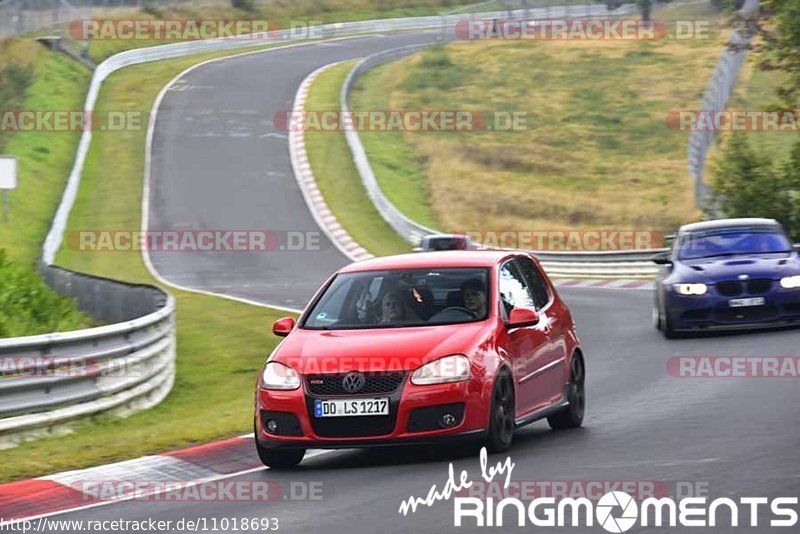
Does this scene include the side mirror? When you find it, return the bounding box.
[652,251,672,265]
[272,316,296,337]
[506,307,539,329]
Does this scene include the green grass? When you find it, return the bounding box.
[0,44,302,482]
[0,250,89,336]
[729,44,797,158]
[0,39,90,268]
[303,61,411,256]
[348,2,729,237]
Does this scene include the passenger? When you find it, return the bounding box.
[461,278,487,317]
[379,290,419,324]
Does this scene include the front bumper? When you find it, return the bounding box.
[666,286,800,331]
[255,375,489,449]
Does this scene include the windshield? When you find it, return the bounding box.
[303,267,491,330]
[677,227,792,260]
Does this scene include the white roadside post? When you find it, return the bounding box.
[0,156,18,223]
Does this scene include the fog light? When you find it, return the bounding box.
[266,420,278,433]
[441,413,456,427]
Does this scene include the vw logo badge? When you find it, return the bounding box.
[342,371,366,394]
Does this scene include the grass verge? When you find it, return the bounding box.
[0,43,300,482]
[0,38,93,334]
[350,2,730,236]
[303,61,411,257]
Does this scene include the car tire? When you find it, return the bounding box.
[547,354,585,430]
[255,438,305,469]
[655,301,680,339]
[486,369,515,453]
[660,309,680,339]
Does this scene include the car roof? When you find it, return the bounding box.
[679,218,781,233]
[338,250,517,273]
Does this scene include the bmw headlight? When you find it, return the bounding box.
[780,275,800,289]
[673,283,708,296]
[261,362,301,390]
[411,355,470,386]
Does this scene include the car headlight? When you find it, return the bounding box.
[673,283,708,296]
[261,362,300,390]
[780,275,800,289]
[410,355,470,386]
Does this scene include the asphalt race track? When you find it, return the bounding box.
[62,31,800,533]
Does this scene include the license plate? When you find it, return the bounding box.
[729,297,765,308]
[314,398,389,418]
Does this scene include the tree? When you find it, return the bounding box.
[780,138,800,241]
[749,0,800,106]
[707,134,793,234]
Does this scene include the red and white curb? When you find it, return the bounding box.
[289,62,373,263]
[0,435,335,522]
[553,278,654,291]
[0,436,255,520]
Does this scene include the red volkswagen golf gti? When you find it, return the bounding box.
[254,251,585,468]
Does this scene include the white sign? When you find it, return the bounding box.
[0,157,17,190]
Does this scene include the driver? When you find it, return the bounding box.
[461,278,487,317]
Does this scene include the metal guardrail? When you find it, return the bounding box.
[687,0,760,206]
[0,265,175,447]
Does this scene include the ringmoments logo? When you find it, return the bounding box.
[396,449,799,530]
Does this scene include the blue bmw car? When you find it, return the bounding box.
[653,218,800,337]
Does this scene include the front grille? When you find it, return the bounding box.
[716,281,742,297]
[308,412,399,438]
[305,371,407,397]
[746,279,772,294]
